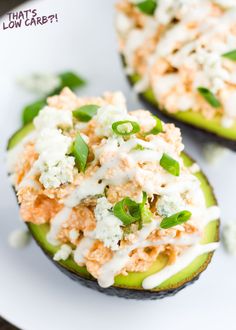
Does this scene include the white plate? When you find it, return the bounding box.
[0,1,235,329]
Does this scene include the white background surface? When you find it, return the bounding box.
[0,1,236,329]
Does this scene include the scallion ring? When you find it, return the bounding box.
[197,87,221,108]
[114,192,152,227]
[160,153,180,176]
[160,210,192,229]
[222,49,236,61]
[139,192,152,226]
[72,132,89,172]
[112,120,140,136]
[113,197,140,226]
[144,115,163,136]
[73,104,99,122]
[136,0,157,15]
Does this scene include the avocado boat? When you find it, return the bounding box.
[116,0,236,151]
[7,89,219,299]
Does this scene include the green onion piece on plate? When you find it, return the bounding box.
[160,153,180,176]
[73,104,99,122]
[222,49,236,61]
[112,120,140,136]
[22,99,47,126]
[113,197,141,226]
[197,87,221,108]
[145,115,163,135]
[136,0,157,15]
[58,71,86,90]
[21,71,86,126]
[72,132,89,172]
[160,210,192,229]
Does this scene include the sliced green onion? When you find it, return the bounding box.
[222,49,236,61]
[145,115,163,135]
[114,192,152,227]
[72,133,89,172]
[67,142,74,155]
[197,87,221,108]
[113,197,140,226]
[22,99,47,126]
[160,153,180,176]
[160,210,192,229]
[132,144,145,151]
[136,0,157,15]
[21,71,86,126]
[140,191,147,206]
[73,104,99,122]
[58,71,86,90]
[112,120,140,136]
[140,207,152,225]
[139,192,152,225]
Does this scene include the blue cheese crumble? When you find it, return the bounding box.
[18,73,61,96]
[223,222,236,255]
[202,143,229,165]
[157,194,185,218]
[35,128,75,189]
[34,106,73,130]
[8,229,31,248]
[93,197,123,251]
[53,244,72,261]
[33,107,75,189]
[95,105,132,137]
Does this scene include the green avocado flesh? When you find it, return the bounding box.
[8,123,219,292]
[130,73,236,142]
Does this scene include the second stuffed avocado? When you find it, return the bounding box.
[116,0,236,150]
[7,89,219,299]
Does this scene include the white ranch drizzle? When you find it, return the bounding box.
[7,131,37,186]
[8,104,220,290]
[131,150,162,163]
[18,165,40,190]
[142,242,219,290]
[96,205,219,288]
[65,136,172,208]
[160,179,199,195]
[97,220,157,288]
[72,198,210,287]
[65,140,162,208]
[189,163,200,174]
[68,203,218,288]
[65,175,106,208]
[56,132,219,287]
[6,131,36,173]
[129,3,235,88]
[205,206,220,225]
[74,237,95,264]
[118,1,236,125]
[47,207,72,246]
[141,234,201,248]
[43,124,219,288]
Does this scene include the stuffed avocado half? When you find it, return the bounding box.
[7,89,219,299]
[116,0,236,150]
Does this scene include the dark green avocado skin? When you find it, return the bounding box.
[8,121,219,300]
[16,187,215,300]
[52,257,198,300]
[30,228,199,300]
[121,56,236,151]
